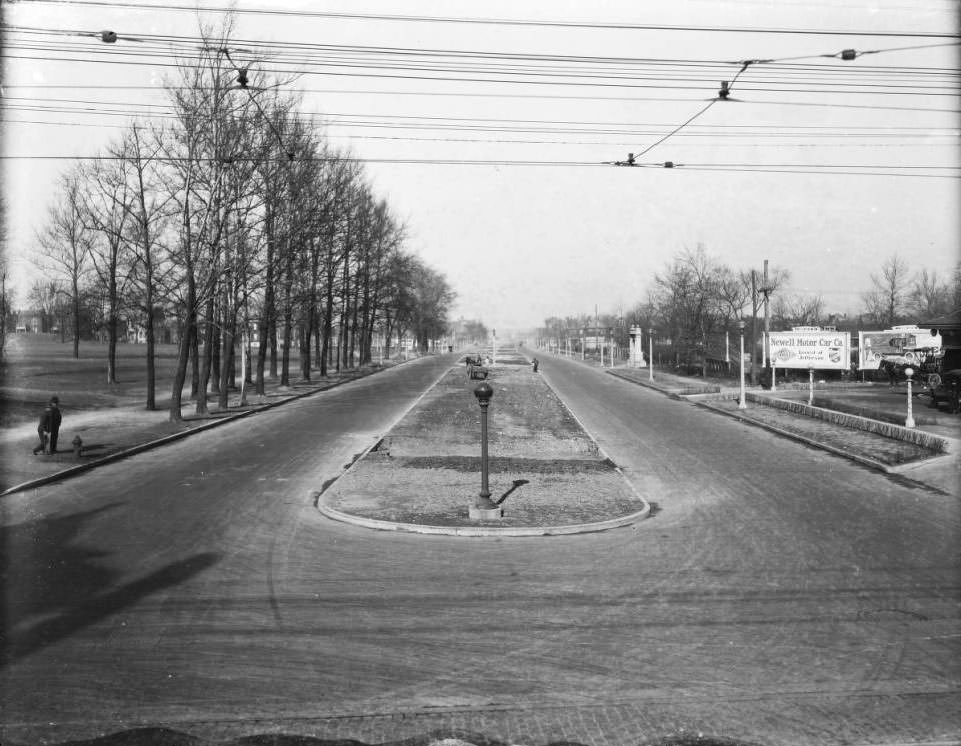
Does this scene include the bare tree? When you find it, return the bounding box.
[651,245,724,375]
[119,124,177,409]
[26,279,66,335]
[772,293,825,328]
[80,157,134,383]
[907,268,953,320]
[35,167,94,358]
[164,20,249,420]
[861,253,911,327]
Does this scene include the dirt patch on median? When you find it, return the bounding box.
[321,352,647,530]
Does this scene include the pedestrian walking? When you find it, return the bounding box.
[33,396,62,455]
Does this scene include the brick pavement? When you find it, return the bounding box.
[6,693,960,746]
[3,353,959,746]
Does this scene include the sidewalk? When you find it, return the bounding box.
[0,361,410,495]
[606,362,960,494]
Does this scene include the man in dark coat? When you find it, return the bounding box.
[33,396,62,455]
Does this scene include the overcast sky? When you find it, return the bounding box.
[3,0,959,333]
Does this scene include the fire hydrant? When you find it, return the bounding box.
[72,435,83,459]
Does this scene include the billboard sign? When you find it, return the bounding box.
[858,327,942,370]
[768,330,851,370]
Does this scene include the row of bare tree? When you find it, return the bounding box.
[541,245,959,375]
[27,24,454,421]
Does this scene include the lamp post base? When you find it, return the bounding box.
[469,505,503,520]
[469,495,502,519]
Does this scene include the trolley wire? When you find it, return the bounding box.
[13,1,961,39]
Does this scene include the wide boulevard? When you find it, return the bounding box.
[1,352,958,746]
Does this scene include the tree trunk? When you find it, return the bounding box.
[210,305,221,396]
[145,302,156,410]
[106,268,118,383]
[255,226,275,395]
[169,316,194,422]
[218,306,236,410]
[72,275,81,358]
[190,327,200,399]
[196,295,215,415]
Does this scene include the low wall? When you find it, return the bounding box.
[749,392,951,453]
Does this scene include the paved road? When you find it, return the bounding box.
[1,352,959,746]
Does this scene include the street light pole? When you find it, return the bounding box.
[470,382,501,518]
[904,367,916,428]
[738,320,747,409]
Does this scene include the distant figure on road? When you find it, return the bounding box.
[532,358,539,372]
[33,396,62,455]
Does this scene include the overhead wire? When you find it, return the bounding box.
[5,98,958,144]
[2,116,954,153]
[5,52,957,97]
[1,153,957,180]
[5,27,958,87]
[1,17,957,178]
[4,84,958,114]
[12,1,961,38]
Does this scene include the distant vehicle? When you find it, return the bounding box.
[916,312,961,414]
[859,326,942,371]
[927,346,961,413]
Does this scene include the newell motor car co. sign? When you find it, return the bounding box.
[768,330,851,370]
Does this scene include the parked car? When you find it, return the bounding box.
[927,346,961,413]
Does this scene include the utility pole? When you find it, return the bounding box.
[751,270,758,385]
[761,259,772,380]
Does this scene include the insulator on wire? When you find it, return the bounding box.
[841,49,857,60]
[101,30,117,43]
[719,81,731,99]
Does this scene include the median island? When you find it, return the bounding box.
[318,350,649,535]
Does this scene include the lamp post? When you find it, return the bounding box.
[808,364,815,406]
[904,367,916,428]
[737,320,746,409]
[470,382,501,518]
[648,328,654,382]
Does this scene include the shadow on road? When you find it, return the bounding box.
[1,506,220,666]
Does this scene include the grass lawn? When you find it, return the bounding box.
[0,334,307,428]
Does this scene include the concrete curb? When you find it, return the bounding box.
[315,490,650,537]
[603,363,955,474]
[606,367,725,398]
[0,359,420,497]
[747,391,954,453]
[692,399,952,475]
